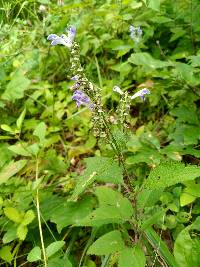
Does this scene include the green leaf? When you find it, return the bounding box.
[0,160,27,185]
[33,122,46,144]
[1,124,15,134]
[3,226,17,244]
[16,108,26,130]
[47,196,94,233]
[118,246,146,267]
[48,257,72,267]
[174,228,200,267]
[145,161,200,190]
[128,52,171,69]
[22,210,35,226]
[0,246,13,264]
[4,207,22,223]
[77,187,133,227]
[46,241,65,258]
[17,224,28,240]
[87,230,125,255]
[27,246,41,262]
[70,157,123,201]
[2,70,31,101]
[147,0,161,11]
[8,144,31,157]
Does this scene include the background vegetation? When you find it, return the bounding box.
[0,0,200,266]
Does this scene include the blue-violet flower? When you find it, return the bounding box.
[47,25,76,48]
[130,88,150,101]
[72,90,94,110]
[130,25,142,42]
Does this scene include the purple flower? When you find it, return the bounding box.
[47,25,76,48]
[71,75,79,81]
[130,88,150,101]
[72,90,95,110]
[130,25,142,42]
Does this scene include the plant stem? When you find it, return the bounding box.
[35,158,47,267]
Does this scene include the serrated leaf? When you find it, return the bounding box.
[0,159,27,185]
[4,207,22,223]
[118,246,146,267]
[70,157,123,201]
[46,241,65,258]
[49,196,94,233]
[0,246,13,264]
[27,246,41,262]
[174,228,200,267]
[77,187,133,227]
[87,230,125,255]
[145,162,200,190]
[33,122,46,144]
[22,210,35,226]
[17,224,28,240]
[128,52,171,69]
[2,70,31,101]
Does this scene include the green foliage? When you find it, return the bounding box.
[145,161,200,189]
[77,187,133,227]
[118,246,146,267]
[87,230,124,255]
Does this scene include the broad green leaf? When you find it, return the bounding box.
[87,230,125,255]
[145,161,200,190]
[48,257,72,267]
[173,62,199,86]
[48,196,94,233]
[2,70,31,101]
[16,108,26,130]
[8,144,31,157]
[22,210,35,226]
[3,226,17,244]
[4,207,22,223]
[174,228,200,267]
[27,246,41,262]
[46,241,65,258]
[70,157,123,201]
[17,224,28,240]
[0,246,13,264]
[147,0,161,11]
[33,122,46,144]
[0,160,27,185]
[77,187,133,227]
[118,246,146,267]
[140,209,165,230]
[128,52,171,69]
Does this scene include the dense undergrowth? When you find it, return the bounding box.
[0,0,200,266]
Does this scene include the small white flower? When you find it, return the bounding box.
[39,4,46,12]
[113,86,124,95]
[130,88,150,101]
